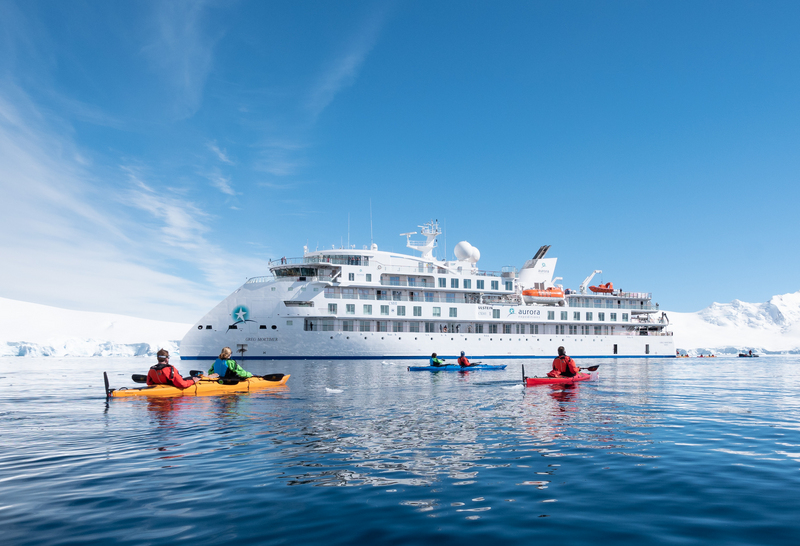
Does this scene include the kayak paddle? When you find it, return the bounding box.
[580,365,600,372]
[132,374,147,383]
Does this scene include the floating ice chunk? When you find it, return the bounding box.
[325,387,343,394]
[502,384,524,390]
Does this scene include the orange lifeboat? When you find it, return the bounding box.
[522,287,565,305]
[589,282,614,294]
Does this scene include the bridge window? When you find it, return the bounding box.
[476,280,484,290]
[463,279,471,289]
[491,280,499,291]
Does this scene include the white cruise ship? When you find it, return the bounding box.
[180,221,674,361]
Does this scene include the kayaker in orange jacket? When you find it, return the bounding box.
[146,349,199,388]
[547,346,579,378]
[457,351,474,367]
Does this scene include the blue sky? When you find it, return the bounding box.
[1,0,798,322]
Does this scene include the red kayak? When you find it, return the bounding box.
[525,373,592,387]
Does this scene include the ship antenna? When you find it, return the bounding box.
[348,212,350,249]
[369,199,373,248]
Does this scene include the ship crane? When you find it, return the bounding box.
[579,270,602,294]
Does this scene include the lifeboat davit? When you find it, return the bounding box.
[589,282,614,293]
[522,287,565,305]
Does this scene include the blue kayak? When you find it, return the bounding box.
[407,364,507,372]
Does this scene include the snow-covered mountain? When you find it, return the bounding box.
[0,297,190,357]
[668,291,800,355]
[1,292,799,357]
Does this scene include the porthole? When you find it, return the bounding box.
[330,336,333,339]
[197,325,202,330]
[272,325,277,330]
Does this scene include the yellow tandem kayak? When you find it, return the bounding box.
[105,373,290,398]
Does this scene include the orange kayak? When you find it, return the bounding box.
[105,374,290,398]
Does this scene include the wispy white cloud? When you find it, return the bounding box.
[254,139,306,176]
[0,85,270,322]
[204,169,236,195]
[143,0,218,119]
[306,5,391,118]
[208,140,233,163]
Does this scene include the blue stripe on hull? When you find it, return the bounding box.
[181,354,677,361]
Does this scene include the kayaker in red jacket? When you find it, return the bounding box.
[547,346,579,378]
[457,351,475,367]
[146,349,199,388]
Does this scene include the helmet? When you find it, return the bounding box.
[460,351,465,356]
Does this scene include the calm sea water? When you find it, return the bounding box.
[2,356,800,545]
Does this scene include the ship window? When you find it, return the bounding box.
[359,320,371,332]
[328,303,337,314]
[377,321,388,332]
[503,324,511,334]
[547,311,555,320]
[476,324,484,333]
[410,322,420,332]
[321,320,334,331]
[363,304,373,315]
[594,326,602,335]
[581,325,589,335]
[425,322,435,333]
[493,309,500,319]
[259,325,266,329]
[561,311,568,320]
[611,313,617,321]
[206,325,212,329]
[586,312,593,321]
[449,307,457,318]
[288,287,293,291]
[366,274,372,282]
[349,273,355,281]
[413,306,422,317]
[445,293,455,303]
[491,280,499,291]
[573,312,580,321]
[439,278,447,288]
[451,278,459,289]
[390,276,400,286]
[229,325,238,329]
[598,312,605,321]
[346,304,355,314]
[557,325,565,334]
[287,320,293,326]
[397,306,406,316]
[271,287,276,291]
[613,343,618,354]
[432,307,441,317]
[489,324,498,334]
[646,344,650,354]
[569,325,577,335]
[516,324,521,334]
[532,324,539,334]
[342,320,354,332]
[505,281,513,291]
[622,313,629,322]
[425,292,435,302]
[393,321,403,332]
[380,305,389,315]
[463,279,471,289]
[392,290,403,301]
[476,280,484,290]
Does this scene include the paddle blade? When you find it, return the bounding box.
[131,374,148,384]
[261,373,285,382]
[583,365,600,372]
[522,365,526,383]
[104,372,110,397]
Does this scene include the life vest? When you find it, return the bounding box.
[457,356,470,366]
[557,355,577,377]
[147,362,177,386]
